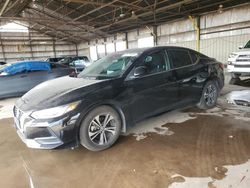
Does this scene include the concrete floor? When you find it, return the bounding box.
[0,79,250,188]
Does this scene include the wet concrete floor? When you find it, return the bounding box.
[0,88,250,187]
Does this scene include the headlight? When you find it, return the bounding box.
[31,101,80,119]
[229,53,237,58]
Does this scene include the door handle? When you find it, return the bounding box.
[20,75,27,78]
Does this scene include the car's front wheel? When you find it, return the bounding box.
[79,105,122,151]
[197,80,219,110]
[231,73,241,79]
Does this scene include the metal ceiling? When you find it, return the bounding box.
[0,0,249,43]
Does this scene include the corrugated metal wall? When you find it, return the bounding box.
[200,34,250,63]
[0,30,77,63]
[78,4,250,63]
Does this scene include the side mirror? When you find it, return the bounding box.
[238,46,243,49]
[134,66,147,77]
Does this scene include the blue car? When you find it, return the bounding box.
[0,60,74,99]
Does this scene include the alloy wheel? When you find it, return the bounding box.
[88,114,117,145]
[204,84,217,106]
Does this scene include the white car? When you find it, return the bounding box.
[227,40,250,78]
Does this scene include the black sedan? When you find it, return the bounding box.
[14,46,224,151]
[0,60,75,99]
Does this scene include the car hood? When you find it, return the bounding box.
[16,76,105,111]
[233,49,250,55]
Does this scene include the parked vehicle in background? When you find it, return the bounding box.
[0,62,7,70]
[227,40,250,78]
[14,46,224,151]
[0,60,75,99]
[59,56,91,72]
[46,57,64,63]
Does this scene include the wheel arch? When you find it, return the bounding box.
[76,100,127,139]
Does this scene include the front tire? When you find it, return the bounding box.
[231,73,241,79]
[79,105,122,151]
[197,80,219,110]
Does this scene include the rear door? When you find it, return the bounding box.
[0,72,29,97]
[124,49,179,122]
[167,48,203,104]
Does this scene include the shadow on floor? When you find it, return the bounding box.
[229,78,250,87]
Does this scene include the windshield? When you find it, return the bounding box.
[59,57,72,65]
[244,40,250,48]
[59,57,89,65]
[78,52,140,79]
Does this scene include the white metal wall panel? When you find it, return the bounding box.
[200,34,250,63]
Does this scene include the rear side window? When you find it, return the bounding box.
[168,49,193,69]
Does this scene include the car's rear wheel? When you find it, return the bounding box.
[79,105,121,151]
[197,80,219,110]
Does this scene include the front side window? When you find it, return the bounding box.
[78,52,141,79]
[139,51,168,75]
[244,40,250,48]
[168,49,193,69]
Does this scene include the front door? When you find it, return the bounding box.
[124,49,179,122]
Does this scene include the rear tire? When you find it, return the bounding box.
[79,105,121,151]
[197,80,219,110]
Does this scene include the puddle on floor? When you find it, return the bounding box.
[128,110,196,141]
[0,90,250,187]
[170,160,250,188]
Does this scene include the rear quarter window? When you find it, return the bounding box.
[168,49,193,69]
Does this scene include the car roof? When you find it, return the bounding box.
[115,46,196,54]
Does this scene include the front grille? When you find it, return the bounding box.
[239,55,250,58]
[236,55,250,62]
[234,100,250,107]
[234,64,250,68]
[236,59,250,62]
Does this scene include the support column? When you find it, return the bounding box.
[196,17,200,52]
[52,39,56,57]
[28,30,34,58]
[104,38,107,55]
[75,43,78,56]
[125,32,128,49]
[0,32,6,62]
[153,25,158,46]
[189,15,200,52]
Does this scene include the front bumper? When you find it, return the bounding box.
[14,107,80,149]
[227,57,250,75]
[16,129,63,149]
[227,65,250,74]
